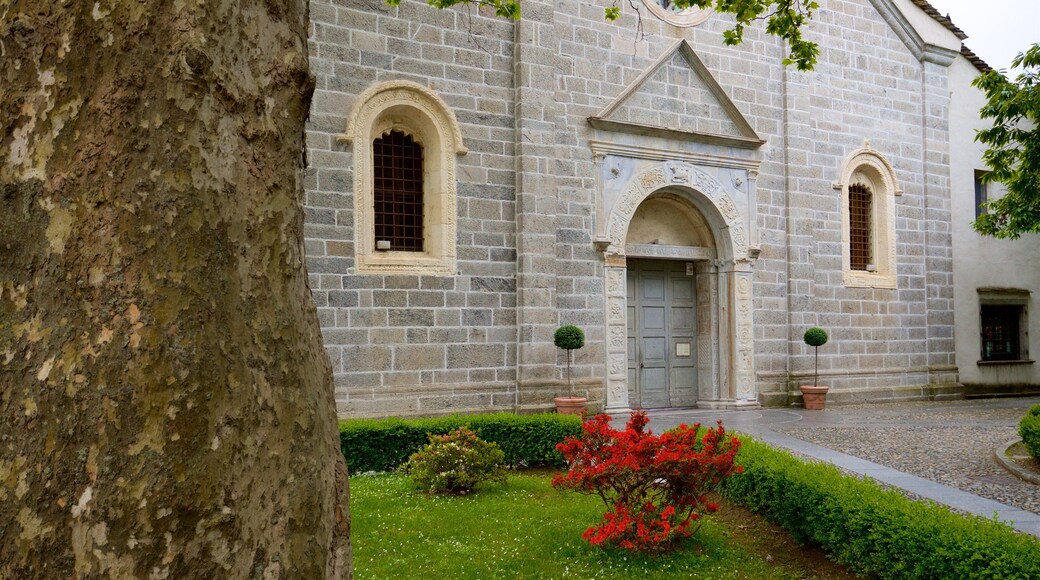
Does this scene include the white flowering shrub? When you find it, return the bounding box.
[402,427,506,494]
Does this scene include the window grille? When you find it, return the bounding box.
[981,304,1022,361]
[373,130,424,252]
[849,183,872,271]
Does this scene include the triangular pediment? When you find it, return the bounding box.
[589,39,764,149]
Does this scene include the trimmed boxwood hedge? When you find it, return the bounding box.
[722,436,1040,579]
[1020,404,1040,459]
[340,413,582,473]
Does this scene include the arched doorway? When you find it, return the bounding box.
[600,162,758,412]
[625,194,716,408]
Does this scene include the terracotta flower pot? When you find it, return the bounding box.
[554,395,588,416]
[799,385,830,410]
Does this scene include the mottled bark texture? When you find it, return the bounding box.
[0,1,351,577]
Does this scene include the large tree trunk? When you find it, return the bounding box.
[1,1,351,577]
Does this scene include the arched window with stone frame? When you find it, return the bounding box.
[835,143,900,289]
[341,81,467,275]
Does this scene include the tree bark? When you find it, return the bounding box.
[1,1,351,577]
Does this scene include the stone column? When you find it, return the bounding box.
[604,261,630,412]
[921,49,958,385]
[710,259,758,408]
[716,260,732,401]
[730,264,757,403]
[695,262,719,401]
[514,1,561,395]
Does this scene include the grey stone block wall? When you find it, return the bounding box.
[303,0,959,417]
[306,0,520,417]
[761,0,952,401]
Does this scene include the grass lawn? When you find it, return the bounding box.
[350,471,856,579]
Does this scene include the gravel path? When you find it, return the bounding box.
[774,398,1040,516]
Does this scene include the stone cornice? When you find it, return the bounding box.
[868,0,926,61]
[922,43,960,67]
[588,140,761,171]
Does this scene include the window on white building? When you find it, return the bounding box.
[981,304,1025,361]
[974,170,988,220]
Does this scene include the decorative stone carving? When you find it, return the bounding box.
[731,271,755,400]
[605,164,747,262]
[606,267,625,297]
[608,297,625,323]
[667,161,690,184]
[627,243,714,261]
[737,275,751,294]
[608,325,626,351]
[639,168,666,192]
[716,195,739,220]
[608,381,628,407]
[693,168,722,197]
[730,225,747,255]
[604,263,631,411]
[609,353,626,377]
[598,162,759,410]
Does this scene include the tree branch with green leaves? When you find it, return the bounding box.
[972,43,1040,239]
[388,0,821,70]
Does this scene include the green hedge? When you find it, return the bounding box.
[1020,404,1040,459]
[721,437,1040,579]
[340,413,583,473]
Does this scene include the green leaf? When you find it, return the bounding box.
[971,43,1040,238]
[394,0,823,70]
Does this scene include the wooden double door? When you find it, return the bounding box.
[626,260,698,409]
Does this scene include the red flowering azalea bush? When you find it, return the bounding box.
[552,411,742,551]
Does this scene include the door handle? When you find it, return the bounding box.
[639,362,644,369]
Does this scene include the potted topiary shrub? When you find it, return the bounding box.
[554,325,587,415]
[800,327,830,410]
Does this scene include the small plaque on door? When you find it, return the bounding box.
[686,262,695,276]
[675,342,691,357]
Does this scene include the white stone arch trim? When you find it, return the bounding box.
[833,142,900,289]
[605,162,747,261]
[340,80,467,275]
[343,80,468,155]
[640,0,712,28]
[601,162,757,412]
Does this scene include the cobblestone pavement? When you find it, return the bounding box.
[640,396,1040,535]
[772,397,1040,516]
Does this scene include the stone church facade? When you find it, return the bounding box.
[302,0,1026,418]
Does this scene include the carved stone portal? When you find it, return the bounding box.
[602,162,757,412]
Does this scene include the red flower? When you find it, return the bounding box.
[552,411,742,551]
